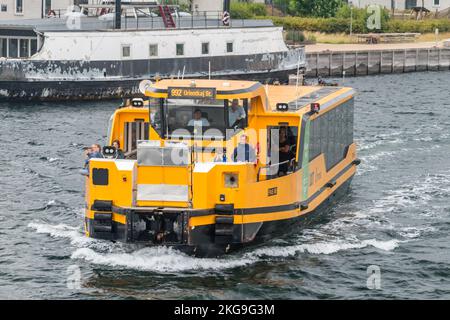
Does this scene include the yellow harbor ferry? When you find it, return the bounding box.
[84,79,359,256]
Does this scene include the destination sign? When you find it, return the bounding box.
[167,87,216,99]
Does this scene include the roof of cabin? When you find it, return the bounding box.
[266,85,355,113]
[146,79,355,113]
[148,79,262,94]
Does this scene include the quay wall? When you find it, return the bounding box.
[306,47,450,77]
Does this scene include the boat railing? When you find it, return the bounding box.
[120,11,267,31]
[257,159,295,182]
[33,10,274,32]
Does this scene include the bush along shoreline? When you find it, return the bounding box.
[261,15,450,34]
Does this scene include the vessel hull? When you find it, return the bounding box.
[0,49,305,101]
[85,176,353,257]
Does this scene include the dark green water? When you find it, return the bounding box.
[1,71,449,299]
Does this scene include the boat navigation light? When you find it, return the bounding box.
[190,80,197,87]
[131,98,144,107]
[102,146,117,159]
[276,103,289,112]
[310,103,321,114]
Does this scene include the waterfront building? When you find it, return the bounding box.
[0,0,77,19]
[347,0,450,11]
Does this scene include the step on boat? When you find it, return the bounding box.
[84,79,359,256]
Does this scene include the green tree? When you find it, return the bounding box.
[287,0,343,18]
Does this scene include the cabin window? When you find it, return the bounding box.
[123,121,150,158]
[201,42,209,55]
[121,45,131,58]
[226,42,233,53]
[8,39,18,58]
[0,39,6,57]
[266,126,298,178]
[30,39,37,56]
[19,39,29,57]
[149,44,158,57]
[149,98,249,140]
[176,43,184,56]
[15,0,23,14]
[149,98,164,137]
[1,4,7,12]
[309,98,354,170]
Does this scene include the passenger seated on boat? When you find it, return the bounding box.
[228,99,246,128]
[112,140,125,159]
[232,134,256,163]
[188,109,210,127]
[79,144,104,176]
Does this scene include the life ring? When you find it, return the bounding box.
[222,11,230,26]
[47,10,56,17]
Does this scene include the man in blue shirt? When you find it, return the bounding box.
[232,134,256,163]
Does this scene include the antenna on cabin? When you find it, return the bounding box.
[115,0,121,30]
[342,71,346,85]
[295,54,301,109]
[182,66,186,80]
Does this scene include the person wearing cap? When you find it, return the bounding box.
[232,134,256,163]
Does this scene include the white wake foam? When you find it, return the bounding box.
[247,238,399,258]
[28,222,91,247]
[71,247,255,272]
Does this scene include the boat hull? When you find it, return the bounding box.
[85,175,353,258]
[0,49,305,101]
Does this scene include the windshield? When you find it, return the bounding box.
[149,98,248,139]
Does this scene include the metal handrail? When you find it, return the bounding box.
[257,159,294,182]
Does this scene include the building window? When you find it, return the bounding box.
[405,0,417,9]
[15,0,23,14]
[1,4,7,12]
[44,0,51,15]
[434,0,440,6]
[176,43,184,56]
[226,42,233,53]
[121,44,131,58]
[149,44,158,57]
[201,42,209,55]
